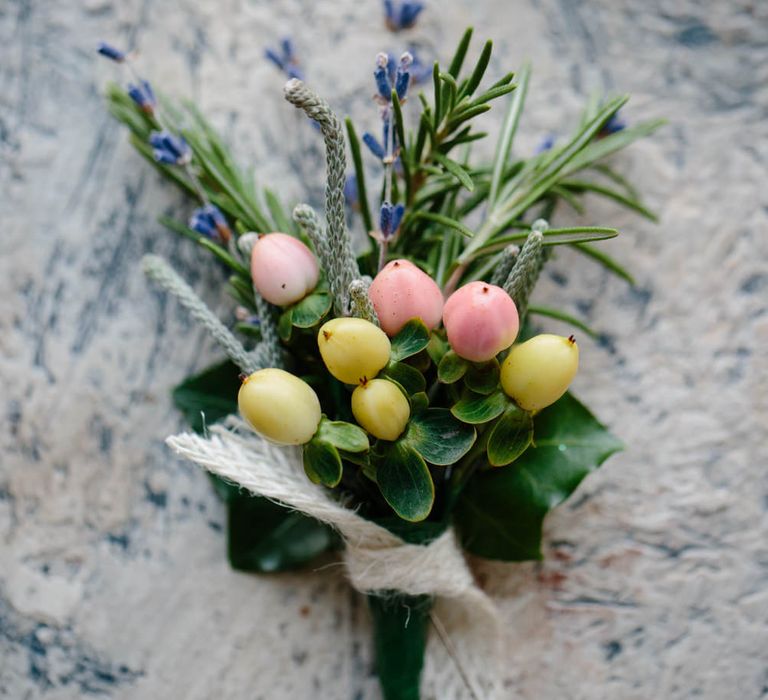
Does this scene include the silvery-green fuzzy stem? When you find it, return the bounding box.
[284,79,359,315]
[503,229,544,319]
[142,255,266,374]
[237,233,259,262]
[234,235,282,368]
[348,279,379,326]
[490,244,520,287]
[293,204,332,273]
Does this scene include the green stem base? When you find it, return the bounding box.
[367,592,434,700]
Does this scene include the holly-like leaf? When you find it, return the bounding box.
[486,405,533,466]
[382,361,427,396]
[172,359,241,433]
[451,390,508,424]
[303,439,343,487]
[227,494,337,572]
[464,358,500,395]
[290,291,332,328]
[390,319,431,362]
[454,393,623,561]
[377,442,435,522]
[316,417,369,453]
[405,408,476,465]
[438,350,468,384]
[426,333,448,365]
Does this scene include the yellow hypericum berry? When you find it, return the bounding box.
[238,368,321,445]
[351,378,410,441]
[317,318,391,385]
[500,334,579,412]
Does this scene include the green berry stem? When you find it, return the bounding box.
[284,79,360,316]
[142,255,266,374]
[348,279,380,326]
[503,219,548,319]
[490,244,520,287]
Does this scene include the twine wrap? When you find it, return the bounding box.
[167,418,500,698]
[284,79,360,315]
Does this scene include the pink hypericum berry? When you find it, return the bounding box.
[442,281,519,362]
[368,259,444,336]
[250,233,319,306]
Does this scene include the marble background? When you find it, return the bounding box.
[1,0,767,697]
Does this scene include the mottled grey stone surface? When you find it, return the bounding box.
[1,0,767,698]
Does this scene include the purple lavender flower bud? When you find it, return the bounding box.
[189,204,231,242]
[362,132,386,160]
[265,37,304,81]
[149,130,191,165]
[407,48,432,85]
[599,111,626,137]
[374,53,392,101]
[97,41,126,62]
[128,80,156,114]
[344,174,359,210]
[394,52,412,100]
[383,1,424,31]
[536,133,557,154]
[398,1,424,29]
[379,202,405,239]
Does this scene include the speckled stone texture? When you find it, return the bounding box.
[1,0,766,698]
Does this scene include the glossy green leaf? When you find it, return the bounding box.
[377,443,435,522]
[227,494,337,572]
[172,359,241,433]
[390,319,431,361]
[316,417,369,453]
[303,439,343,487]
[451,390,508,424]
[486,405,533,467]
[405,409,476,466]
[290,291,332,328]
[410,392,429,413]
[278,308,293,341]
[438,350,468,383]
[368,593,432,700]
[464,358,500,395]
[382,362,427,396]
[455,393,623,561]
[426,333,448,365]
